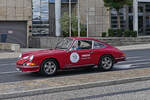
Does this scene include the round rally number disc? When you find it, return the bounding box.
[70,52,80,63]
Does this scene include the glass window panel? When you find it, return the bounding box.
[33,0,49,35]
[49,0,77,3]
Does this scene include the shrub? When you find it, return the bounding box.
[107,29,137,37]
[131,31,137,37]
[124,30,131,37]
[80,30,87,37]
[108,29,115,37]
[102,32,107,37]
[116,29,123,37]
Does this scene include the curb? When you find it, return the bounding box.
[1,76,150,99]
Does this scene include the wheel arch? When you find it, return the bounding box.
[40,57,60,69]
[99,54,115,63]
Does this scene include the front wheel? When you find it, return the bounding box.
[40,59,58,76]
[98,55,114,71]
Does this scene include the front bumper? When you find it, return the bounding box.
[115,57,126,63]
[16,65,40,72]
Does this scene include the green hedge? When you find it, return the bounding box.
[105,29,137,37]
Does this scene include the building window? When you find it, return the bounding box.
[32,0,49,36]
[111,8,126,29]
[49,0,77,3]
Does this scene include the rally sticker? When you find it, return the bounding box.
[70,52,80,63]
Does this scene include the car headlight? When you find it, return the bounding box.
[29,55,34,62]
[18,54,22,59]
[23,56,29,59]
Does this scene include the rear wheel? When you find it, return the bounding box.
[40,59,58,76]
[98,55,113,71]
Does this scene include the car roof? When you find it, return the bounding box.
[69,37,99,41]
[68,37,110,46]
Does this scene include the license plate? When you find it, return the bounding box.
[16,68,21,72]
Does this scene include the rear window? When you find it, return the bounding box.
[93,41,106,49]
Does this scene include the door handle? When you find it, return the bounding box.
[89,51,94,54]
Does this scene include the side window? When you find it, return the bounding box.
[93,41,106,49]
[78,40,92,50]
[72,40,92,50]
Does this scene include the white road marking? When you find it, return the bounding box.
[0,63,16,66]
[114,64,132,69]
[127,56,149,59]
[131,62,150,66]
[127,56,141,59]
[118,59,150,64]
[0,71,19,75]
[116,62,150,69]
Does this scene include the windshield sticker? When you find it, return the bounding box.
[70,52,80,63]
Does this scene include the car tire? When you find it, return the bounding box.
[98,55,114,71]
[40,59,58,76]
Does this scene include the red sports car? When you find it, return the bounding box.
[16,37,126,76]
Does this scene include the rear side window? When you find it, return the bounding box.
[93,41,106,49]
[79,40,92,49]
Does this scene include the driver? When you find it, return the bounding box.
[77,41,81,50]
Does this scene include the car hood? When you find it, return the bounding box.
[22,49,65,57]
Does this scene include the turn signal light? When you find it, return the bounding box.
[27,63,36,66]
[122,53,126,57]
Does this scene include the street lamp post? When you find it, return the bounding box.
[86,0,89,37]
[133,0,138,36]
[69,0,72,37]
[78,0,80,37]
[55,0,61,36]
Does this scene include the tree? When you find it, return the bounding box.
[60,12,87,37]
[103,0,133,29]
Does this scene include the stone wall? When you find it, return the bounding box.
[0,0,32,47]
[29,37,150,48]
[80,0,110,37]
[0,0,32,21]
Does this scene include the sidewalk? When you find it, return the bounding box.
[0,44,150,99]
[1,68,150,99]
[0,43,150,59]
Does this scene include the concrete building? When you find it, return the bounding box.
[48,0,110,37]
[47,0,150,37]
[79,0,110,37]
[111,0,150,36]
[133,0,150,36]
[0,0,32,47]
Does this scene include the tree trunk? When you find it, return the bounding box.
[117,10,121,29]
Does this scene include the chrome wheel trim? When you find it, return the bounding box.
[101,57,112,70]
[44,61,56,75]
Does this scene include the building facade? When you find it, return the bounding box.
[111,0,150,36]
[32,0,109,37]
[32,0,49,36]
[79,0,110,37]
[0,0,32,47]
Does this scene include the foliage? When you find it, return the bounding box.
[108,29,115,37]
[102,32,107,37]
[104,29,137,37]
[61,12,87,37]
[103,0,133,11]
[131,31,137,37]
[103,0,133,29]
[116,29,123,37]
[124,30,131,37]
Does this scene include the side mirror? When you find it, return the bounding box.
[69,46,77,52]
[69,48,73,52]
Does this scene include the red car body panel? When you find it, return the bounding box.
[16,37,126,72]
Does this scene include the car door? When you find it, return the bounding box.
[66,40,94,68]
[92,41,107,64]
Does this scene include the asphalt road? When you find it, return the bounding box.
[7,80,150,100]
[0,49,150,83]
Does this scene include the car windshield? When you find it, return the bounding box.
[55,38,73,50]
